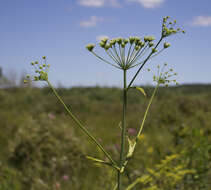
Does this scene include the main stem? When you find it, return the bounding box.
[118,69,127,190]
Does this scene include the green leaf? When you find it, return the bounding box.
[126,137,136,159]
[131,87,147,97]
[86,156,107,164]
[86,156,119,170]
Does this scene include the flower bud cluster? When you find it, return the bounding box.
[86,17,183,71]
[24,56,50,83]
[162,16,185,38]
[152,63,179,86]
[86,36,157,70]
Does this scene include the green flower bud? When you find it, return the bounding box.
[99,41,106,48]
[43,64,46,67]
[139,41,145,47]
[39,66,43,69]
[39,72,48,81]
[129,36,135,44]
[159,78,165,84]
[110,39,116,46]
[149,42,154,47]
[152,48,157,53]
[26,74,30,78]
[164,42,171,48]
[24,80,28,83]
[147,68,151,71]
[86,44,95,51]
[30,62,34,65]
[42,56,46,59]
[116,38,122,44]
[35,61,38,64]
[123,39,129,44]
[34,76,39,81]
[164,63,168,66]
[144,36,155,42]
[135,45,140,51]
[101,38,108,43]
[134,37,141,44]
[104,44,110,50]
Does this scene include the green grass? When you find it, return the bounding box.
[0,84,211,189]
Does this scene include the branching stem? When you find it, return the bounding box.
[46,80,117,167]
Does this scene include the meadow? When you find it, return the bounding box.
[0,84,211,189]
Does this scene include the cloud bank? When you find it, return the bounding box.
[80,16,104,27]
[127,0,165,8]
[78,0,120,7]
[190,16,211,27]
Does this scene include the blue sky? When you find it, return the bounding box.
[1,0,211,87]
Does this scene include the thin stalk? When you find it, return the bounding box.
[113,45,122,65]
[128,45,150,67]
[128,47,164,69]
[127,37,163,89]
[119,44,124,65]
[118,69,127,190]
[127,46,136,64]
[91,51,121,69]
[136,84,159,139]
[107,49,121,66]
[126,43,132,64]
[46,80,117,167]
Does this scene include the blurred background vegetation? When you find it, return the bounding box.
[0,67,211,189]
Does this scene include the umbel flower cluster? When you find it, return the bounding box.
[86,16,185,71]
[149,63,179,87]
[24,56,50,83]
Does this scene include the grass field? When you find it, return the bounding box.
[0,84,211,189]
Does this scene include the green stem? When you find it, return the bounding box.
[120,84,159,172]
[127,37,163,89]
[46,80,117,167]
[118,69,127,190]
[136,84,159,139]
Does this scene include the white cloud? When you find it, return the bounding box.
[96,35,109,41]
[78,0,120,7]
[80,16,104,27]
[78,0,105,7]
[128,0,165,8]
[190,16,211,27]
